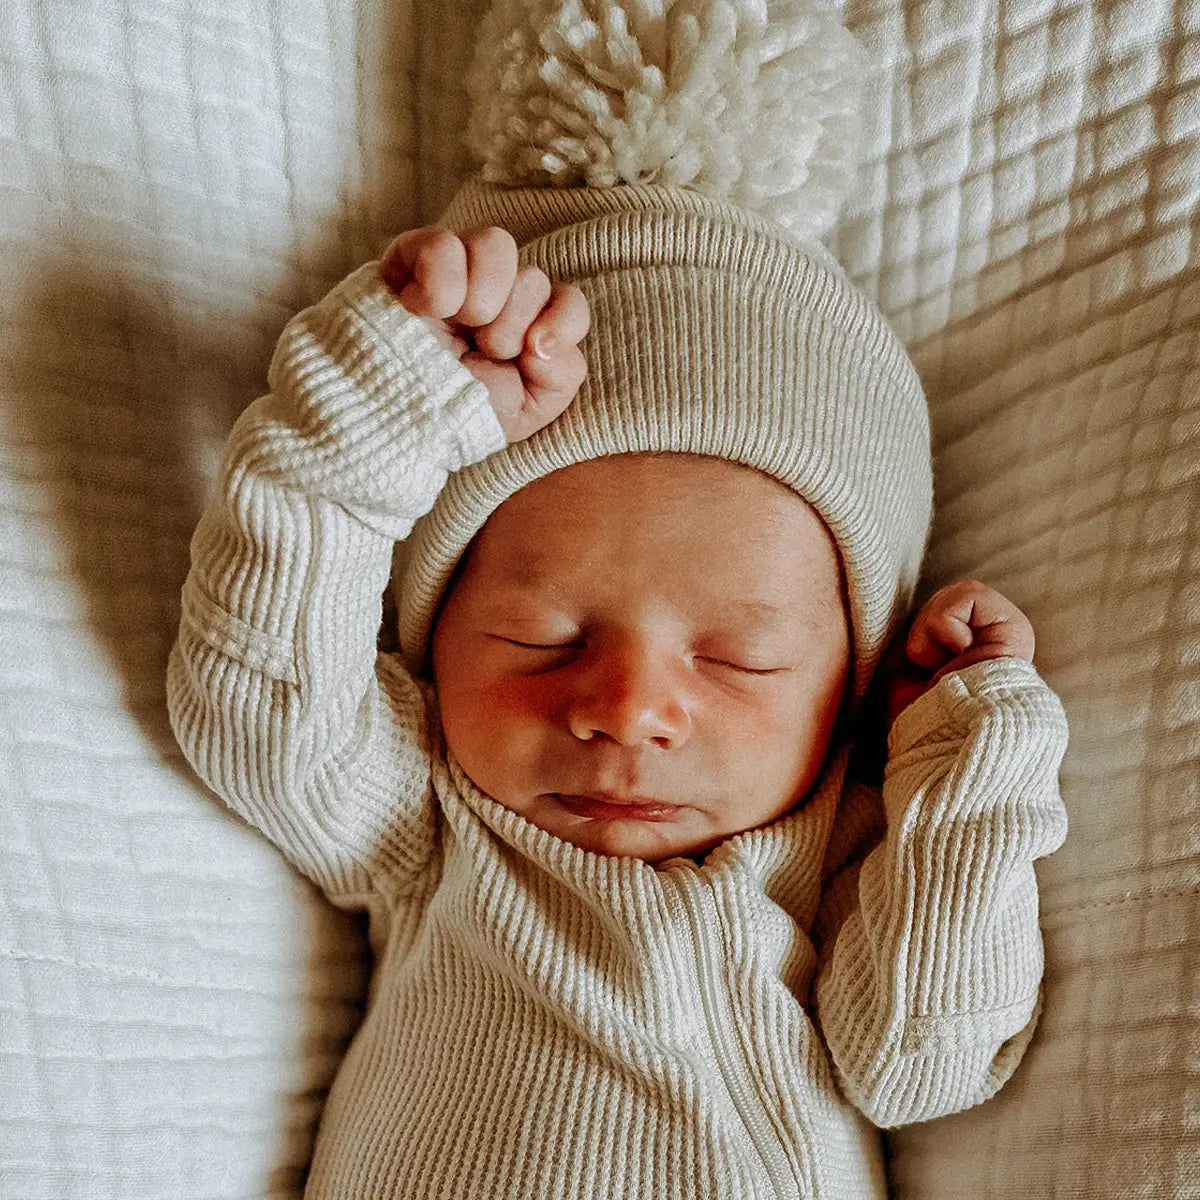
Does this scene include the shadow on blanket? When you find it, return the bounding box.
[2,0,503,1188]
[11,242,371,1191]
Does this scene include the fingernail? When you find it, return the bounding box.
[531,333,553,360]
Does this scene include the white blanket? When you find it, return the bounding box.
[3,1,1196,1196]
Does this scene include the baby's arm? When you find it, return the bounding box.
[167,227,587,901]
[812,582,1069,1127]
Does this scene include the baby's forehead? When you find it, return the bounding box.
[465,519,843,632]
[454,452,846,613]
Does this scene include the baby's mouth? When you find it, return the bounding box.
[552,792,683,822]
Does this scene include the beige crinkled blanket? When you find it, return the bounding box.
[2,1,1196,1196]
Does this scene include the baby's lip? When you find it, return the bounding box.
[553,792,684,821]
[578,790,666,805]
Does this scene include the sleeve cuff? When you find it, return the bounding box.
[305,261,509,472]
[887,657,1055,755]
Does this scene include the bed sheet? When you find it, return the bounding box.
[2,1,1196,1196]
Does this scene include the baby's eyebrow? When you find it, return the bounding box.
[473,556,840,628]
[716,594,843,635]
[692,600,796,641]
[474,563,570,615]
[730,600,786,617]
[701,599,781,631]
[487,560,561,597]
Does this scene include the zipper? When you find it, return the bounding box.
[678,873,795,1199]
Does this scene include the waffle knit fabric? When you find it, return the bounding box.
[396,175,932,702]
[167,264,1070,1198]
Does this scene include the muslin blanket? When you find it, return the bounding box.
[3,1,1196,1196]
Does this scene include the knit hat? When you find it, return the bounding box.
[395,0,932,703]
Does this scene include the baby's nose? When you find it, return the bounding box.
[565,638,692,748]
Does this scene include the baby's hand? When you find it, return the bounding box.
[884,580,1036,726]
[380,225,590,443]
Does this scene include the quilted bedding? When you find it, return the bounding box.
[2,1,1196,1197]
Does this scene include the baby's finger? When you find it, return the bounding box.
[455,226,520,327]
[517,337,588,406]
[495,340,587,441]
[935,579,1035,660]
[906,608,974,672]
[525,283,591,359]
[910,579,1036,678]
[381,227,467,319]
[473,265,553,361]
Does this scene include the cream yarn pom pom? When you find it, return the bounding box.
[462,0,868,242]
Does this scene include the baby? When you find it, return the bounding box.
[398,227,1029,865]
[168,5,1067,1194]
[168,218,1068,1199]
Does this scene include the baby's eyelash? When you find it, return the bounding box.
[698,657,790,676]
[490,639,788,676]
[495,636,579,650]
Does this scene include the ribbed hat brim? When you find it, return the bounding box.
[396,180,931,700]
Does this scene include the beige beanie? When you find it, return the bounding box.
[396,0,932,702]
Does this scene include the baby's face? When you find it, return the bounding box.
[431,454,849,864]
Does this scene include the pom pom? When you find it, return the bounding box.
[463,0,868,241]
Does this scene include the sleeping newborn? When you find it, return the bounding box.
[168,222,1068,1198]
[432,449,851,864]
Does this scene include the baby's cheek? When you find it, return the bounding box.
[734,688,833,795]
[451,676,550,789]
[469,676,554,755]
[731,689,804,747]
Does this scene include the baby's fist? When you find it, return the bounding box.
[885,580,1035,725]
[379,225,590,443]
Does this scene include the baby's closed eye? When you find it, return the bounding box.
[486,615,581,648]
[487,628,795,677]
[695,656,793,676]
[491,633,579,648]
